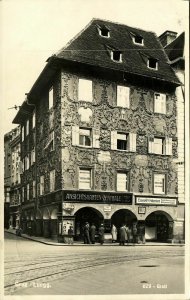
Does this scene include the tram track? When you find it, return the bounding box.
[4,250,184,294]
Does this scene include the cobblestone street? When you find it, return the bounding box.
[4,232,185,295]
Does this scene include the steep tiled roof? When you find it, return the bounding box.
[57,18,180,84]
[165,32,185,62]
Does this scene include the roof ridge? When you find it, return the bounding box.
[92,18,156,35]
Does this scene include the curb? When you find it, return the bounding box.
[5,230,185,247]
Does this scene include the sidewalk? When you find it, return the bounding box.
[4,228,185,246]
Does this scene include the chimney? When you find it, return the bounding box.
[159,30,178,47]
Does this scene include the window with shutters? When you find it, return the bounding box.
[33,180,36,198]
[79,168,91,190]
[26,183,30,200]
[78,79,92,102]
[148,137,172,155]
[111,131,136,152]
[50,170,55,192]
[154,93,166,114]
[40,175,44,195]
[79,128,92,147]
[72,126,100,148]
[117,133,129,150]
[49,87,54,109]
[154,174,166,194]
[117,85,130,108]
[117,172,129,191]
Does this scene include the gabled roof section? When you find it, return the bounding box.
[57,18,180,84]
[165,32,185,62]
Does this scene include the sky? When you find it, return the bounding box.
[1,0,189,134]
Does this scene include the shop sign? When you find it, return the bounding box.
[63,190,132,204]
[136,197,177,206]
[62,203,75,210]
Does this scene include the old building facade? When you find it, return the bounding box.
[13,19,184,243]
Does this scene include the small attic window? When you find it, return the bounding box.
[133,35,144,45]
[97,26,110,38]
[111,50,122,62]
[147,58,158,70]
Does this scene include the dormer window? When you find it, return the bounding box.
[133,35,144,45]
[97,25,110,38]
[147,58,158,70]
[111,50,122,63]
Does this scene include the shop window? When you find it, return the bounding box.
[147,58,158,70]
[78,79,92,102]
[72,126,100,148]
[154,93,166,114]
[111,131,136,152]
[117,85,130,108]
[117,172,129,191]
[148,137,172,155]
[40,175,44,195]
[154,174,166,194]
[79,168,91,190]
[49,87,54,109]
[50,170,55,192]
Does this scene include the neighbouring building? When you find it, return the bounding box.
[13,19,185,243]
[4,126,21,229]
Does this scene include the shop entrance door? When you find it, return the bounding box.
[145,211,171,242]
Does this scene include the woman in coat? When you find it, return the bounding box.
[119,224,127,245]
[111,224,117,243]
[98,224,105,245]
[90,223,96,244]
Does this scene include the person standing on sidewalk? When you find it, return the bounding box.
[111,224,117,243]
[119,224,127,246]
[98,223,105,245]
[90,223,96,244]
[68,226,74,244]
[83,222,91,244]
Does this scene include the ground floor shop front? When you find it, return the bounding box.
[18,191,185,244]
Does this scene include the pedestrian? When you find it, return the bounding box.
[111,224,117,243]
[119,224,127,246]
[90,223,96,244]
[68,226,74,244]
[83,222,91,244]
[132,223,138,244]
[124,225,129,245]
[98,223,105,245]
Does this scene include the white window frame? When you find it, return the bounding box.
[26,120,29,136]
[79,168,92,190]
[132,35,144,46]
[111,50,122,63]
[154,93,166,114]
[117,172,129,192]
[50,170,55,192]
[33,180,36,198]
[149,137,172,155]
[153,137,165,155]
[79,128,92,147]
[97,27,110,38]
[117,85,130,108]
[117,132,129,151]
[32,112,36,128]
[21,126,24,142]
[78,79,92,102]
[154,174,166,195]
[26,183,30,201]
[147,58,158,70]
[40,175,44,196]
[49,87,54,109]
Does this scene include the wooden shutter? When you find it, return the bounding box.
[72,126,79,146]
[148,137,154,153]
[117,86,130,108]
[161,94,166,114]
[111,131,117,150]
[129,133,136,152]
[165,137,172,155]
[92,128,100,148]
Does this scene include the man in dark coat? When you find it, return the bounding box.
[119,224,127,246]
[83,222,91,244]
[98,224,105,245]
[90,223,96,244]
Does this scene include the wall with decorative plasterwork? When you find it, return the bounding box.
[60,71,178,196]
